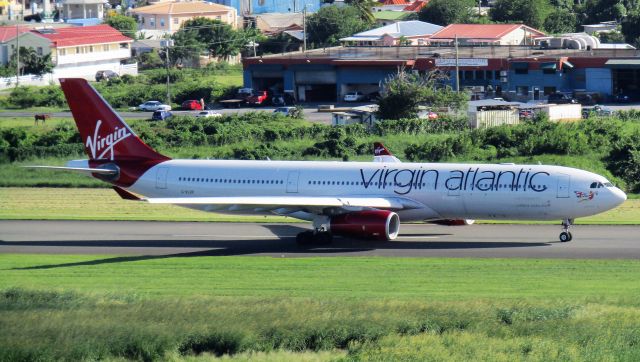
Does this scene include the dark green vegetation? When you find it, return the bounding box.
[3,111,640,192]
[0,65,242,109]
[1,255,640,361]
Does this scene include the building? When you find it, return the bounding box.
[59,0,105,26]
[1,24,134,79]
[131,1,238,40]
[583,21,618,35]
[430,24,546,46]
[208,0,320,15]
[373,10,411,26]
[340,21,442,46]
[247,13,303,36]
[0,25,30,64]
[242,44,640,102]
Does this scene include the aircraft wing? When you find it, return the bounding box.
[143,195,425,215]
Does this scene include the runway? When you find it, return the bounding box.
[2,221,640,259]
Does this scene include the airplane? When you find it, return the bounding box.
[31,78,627,244]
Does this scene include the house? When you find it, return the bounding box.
[1,24,134,80]
[373,10,411,26]
[372,0,412,12]
[208,0,320,15]
[131,1,238,40]
[340,20,442,46]
[430,24,546,46]
[59,0,106,26]
[0,25,30,64]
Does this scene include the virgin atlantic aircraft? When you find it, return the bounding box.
[34,78,627,243]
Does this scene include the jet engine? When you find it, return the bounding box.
[330,210,400,241]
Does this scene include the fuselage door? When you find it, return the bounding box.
[156,167,168,189]
[286,171,299,193]
[556,174,570,198]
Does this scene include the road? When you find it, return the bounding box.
[1,221,639,259]
[0,106,340,124]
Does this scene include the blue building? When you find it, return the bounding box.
[243,46,640,102]
[208,0,320,15]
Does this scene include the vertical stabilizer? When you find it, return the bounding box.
[59,78,168,162]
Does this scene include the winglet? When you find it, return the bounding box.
[113,186,142,201]
[373,142,402,163]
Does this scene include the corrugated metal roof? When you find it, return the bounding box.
[340,21,442,42]
[132,1,233,14]
[431,24,546,40]
[32,24,132,47]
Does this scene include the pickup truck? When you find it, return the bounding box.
[247,90,269,106]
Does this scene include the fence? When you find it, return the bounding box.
[0,63,138,90]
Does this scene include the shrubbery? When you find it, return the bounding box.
[6,86,66,108]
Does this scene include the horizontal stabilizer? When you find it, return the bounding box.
[113,186,142,200]
[23,165,118,175]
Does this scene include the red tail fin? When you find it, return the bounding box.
[59,78,168,162]
[373,142,393,156]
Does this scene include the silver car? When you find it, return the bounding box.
[138,101,172,112]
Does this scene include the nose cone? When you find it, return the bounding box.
[611,187,627,207]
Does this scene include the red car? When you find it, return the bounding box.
[181,100,203,110]
[247,90,268,106]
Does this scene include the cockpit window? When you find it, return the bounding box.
[604,182,613,187]
[590,182,598,189]
[590,182,606,188]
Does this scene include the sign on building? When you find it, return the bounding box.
[435,58,489,67]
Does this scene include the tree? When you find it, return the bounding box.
[306,6,371,47]
[8,47,54,76]
[583,0,631,23]
[418,0,476,26]
[489,0,552,29]
[622,10,640,46]
[172,18,249,62]
[543,9,578,34]
[598,30,626,43]
[490,0,551,29]
[344,0,377,23]
[377,70,468,120]
[104,14,138,39]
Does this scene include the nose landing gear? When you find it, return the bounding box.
[559,218,573,242]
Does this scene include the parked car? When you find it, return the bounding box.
[547,92,578,104]
[95,70,119,82]
[247,90,269,106]
[273,107,297,116]
[519,109,534,119]
[196,110,222,118]
[582,105,614,118]
[138,101,171,112]
[151,110,173,121]
[613,93,632,103]
[344,91,365,102]
[181,100,203,110]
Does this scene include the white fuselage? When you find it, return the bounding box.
[124,159,627,222]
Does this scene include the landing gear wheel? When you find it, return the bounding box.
[559,232,571,242]
[559,218,574,242]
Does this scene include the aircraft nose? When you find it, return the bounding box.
[611,187,627,206]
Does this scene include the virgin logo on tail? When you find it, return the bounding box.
[86,119,132,160]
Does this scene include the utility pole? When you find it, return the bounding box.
[161,39,174,104]
[455,34,460,93]
[302,5,307,53]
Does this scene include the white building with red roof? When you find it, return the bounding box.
[0,25,30,64]
[430,24,546,46]
[1,24,134,80]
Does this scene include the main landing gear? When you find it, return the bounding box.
[296,216,333,245]
[559,218,573,242]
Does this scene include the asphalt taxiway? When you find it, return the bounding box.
[1,221,639,259]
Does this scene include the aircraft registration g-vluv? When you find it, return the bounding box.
[33,78,627,244]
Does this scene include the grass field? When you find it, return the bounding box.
[1,187,638,224]
[1,255,640,361]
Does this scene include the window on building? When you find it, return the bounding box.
[36,47,43,55]
[543,86,556,96]
[515,67,528,75]
[89,46,94,52]
[543,68,556,75]
[59,48,66,56]
[216,15,221,20]
[516,86,529,96]
[173,17,179,25]
[464,70,473,80]
[141,17,145,24]
[76,46,80,53]
[160,18,165,27]
[475,70,485,80]
[150,18,155,27]
[486,70,493,80]
[103,44,109,52]
[119,43,129,49]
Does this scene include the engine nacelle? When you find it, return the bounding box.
[432,219,475,226]
[330,210,400,241]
